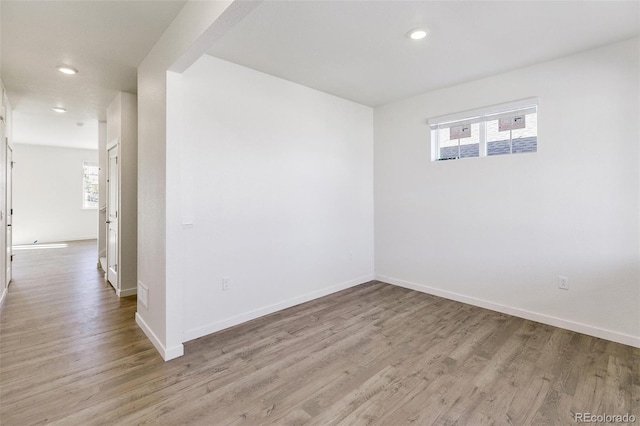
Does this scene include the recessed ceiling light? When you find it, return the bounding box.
[407,28,429,40]
[56,65,79,75]
[52,107,67,113]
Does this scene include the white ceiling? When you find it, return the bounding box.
[1,1,638,150]
[1,0,187,149]
[207,0,640,107]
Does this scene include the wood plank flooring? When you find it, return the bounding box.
[0,240,638,425]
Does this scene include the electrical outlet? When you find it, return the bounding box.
[558,276,569,290]
[222,277,231,291]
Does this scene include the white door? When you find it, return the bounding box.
[6,145,12,285]
[106,144,118,289]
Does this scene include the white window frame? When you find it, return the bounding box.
[82,161,99,209]
[429,97,538,161]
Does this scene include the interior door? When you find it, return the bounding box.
[6,145,12,285]
[106,143,118,289]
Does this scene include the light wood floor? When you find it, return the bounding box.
[0,240,638,425]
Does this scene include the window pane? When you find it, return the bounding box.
[459,122,480,158]
[486,119,511,156]
[486,110,537,156]
[83,163,99,209]
[438,122,480,159]
[511,112,537,154]
[438,126,458,160]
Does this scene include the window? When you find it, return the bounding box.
[82,162,99,209]
[430,98,538,161]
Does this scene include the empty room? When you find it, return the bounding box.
[0,1,638,424]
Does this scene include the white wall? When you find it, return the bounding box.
[0,78,11,303]
[374,37,640,346]
[12,144,98,245]
[177,55,374,340]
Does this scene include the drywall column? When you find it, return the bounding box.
[137,0,249,360]
[106,92,138,297]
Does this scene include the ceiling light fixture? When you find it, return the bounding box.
[407,28,429,40]
[52,107,67,113]
[56,65,79,75]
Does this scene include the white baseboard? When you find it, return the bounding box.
[376,274,640,349]
[183,274,375,342]
[0,287,6,306]
[14,236,98,245]
[117,287,137,297]
[136,313,184,361]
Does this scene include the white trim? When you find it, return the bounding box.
[376,274,640,349]
[117,287,137,297]
[136,313,184,361]
[183,274,375,342]
[428,97,538,126]
[0,287,6,306]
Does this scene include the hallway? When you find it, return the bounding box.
[0,240,156,424]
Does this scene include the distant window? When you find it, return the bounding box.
[82,162,99,209]
[430,99,538,161]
